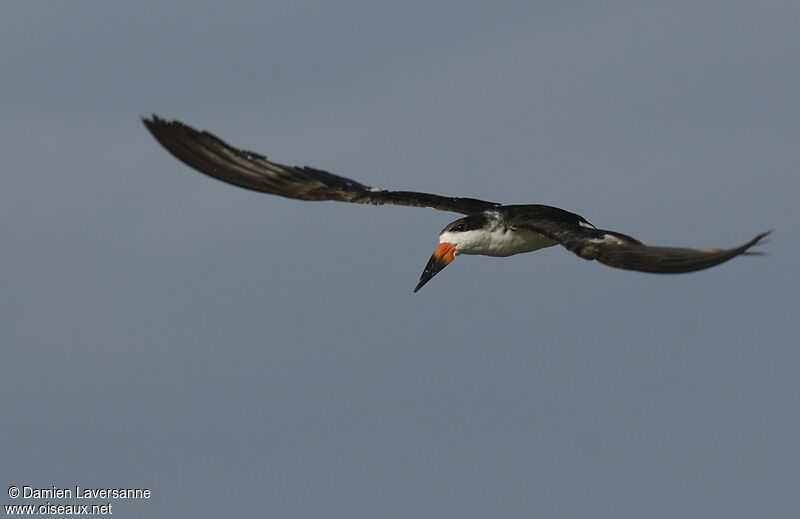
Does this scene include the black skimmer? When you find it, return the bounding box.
[142,116,769,292]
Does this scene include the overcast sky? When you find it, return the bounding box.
[2,2,799,517]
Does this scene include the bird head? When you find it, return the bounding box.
[413,215,486,292]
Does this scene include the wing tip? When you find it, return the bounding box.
[141,113,163,125]
[739,230,772,256]
[141,114,177,137]
[747,230,772,248]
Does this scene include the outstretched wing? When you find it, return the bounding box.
[143,116,499,215]
[509,216,770,273]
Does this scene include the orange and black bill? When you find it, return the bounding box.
[413,243,456,293]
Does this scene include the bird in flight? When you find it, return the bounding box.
[143,116,769,292]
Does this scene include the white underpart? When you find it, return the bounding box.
[440,228,557,257]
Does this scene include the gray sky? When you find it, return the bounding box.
[2,1,799,517]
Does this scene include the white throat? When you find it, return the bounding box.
[439,227,556,257]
